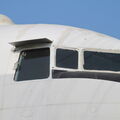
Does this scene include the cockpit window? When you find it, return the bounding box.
[84,51,120,71]
[14,48,50,81]
[56,49,78,69]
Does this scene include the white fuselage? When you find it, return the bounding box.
[0,24,120,120]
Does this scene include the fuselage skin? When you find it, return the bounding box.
[0,24,120,120]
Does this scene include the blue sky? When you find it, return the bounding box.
[0,0,120,39]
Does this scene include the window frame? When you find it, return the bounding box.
[82,48,120,73]
[54,47,79,71]
[13,44,51,82]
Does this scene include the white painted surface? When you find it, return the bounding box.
[0,21,120,120]
[0,15,14,25]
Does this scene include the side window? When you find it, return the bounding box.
[84,50,120,71]
[14,48,50,81]
[56,49,78,69]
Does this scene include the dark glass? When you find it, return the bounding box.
[84,51,120,71]
[15,48,50,81]
[56,49,78,69]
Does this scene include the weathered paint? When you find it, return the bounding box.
[0,17,120,120]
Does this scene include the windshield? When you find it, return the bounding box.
[14,48,50,81]
[84,51,120,71]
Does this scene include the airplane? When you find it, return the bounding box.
[0,14,120,120]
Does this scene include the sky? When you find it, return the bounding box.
[0,0,120,39]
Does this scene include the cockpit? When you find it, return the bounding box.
[11,38,120,83]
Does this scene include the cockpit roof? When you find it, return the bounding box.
[0,24,120,50]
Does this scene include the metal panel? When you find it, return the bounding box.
[10,38,52,47]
